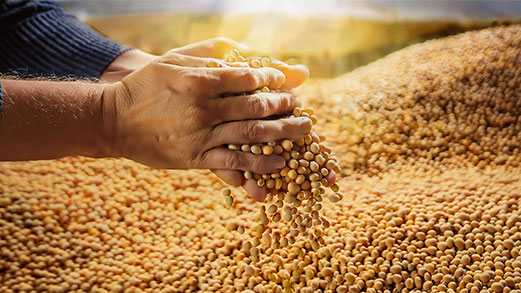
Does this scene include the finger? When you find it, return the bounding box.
[160,53,227,68]
[212,117,312,146]
[203,67,286,95]
[217,92,301,122]
[228,62,250,68]
[212,169,244,187]
[170,37,252,59]
[243,179,267,202]
[270,60,310,90]
[212,169,268,202]
[202,148,285,174]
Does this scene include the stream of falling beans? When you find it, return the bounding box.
[219,49,343,259]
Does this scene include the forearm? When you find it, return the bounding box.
[0,79,111,160]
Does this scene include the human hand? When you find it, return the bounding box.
[101,37,309,89]
[101,37,317,201]
[101,52,312,173]
[169,37,309,90]
[170,38,333,201]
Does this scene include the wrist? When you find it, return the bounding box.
[80,83,116,159]
[99,81,129,159]
[100,49,158,82]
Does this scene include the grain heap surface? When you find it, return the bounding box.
[1,25,521,292]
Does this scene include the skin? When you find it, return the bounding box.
[0,79,108,160]
[100,37,335,201]
[102,52,312,172]
[0,43,311,177]
[0,37,332,201]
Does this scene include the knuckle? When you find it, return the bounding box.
[158,55,170,64]
[189,154,202,169]
[280,119,292,132]
[190,75,207,88]
[279,95,292,110]
[226,151,243,170]
[244,121,265,141]
[248,95,269,117]
[250,157,264,173]
[243,69,259,89]
[159,52,180,63]
[193,104,213,125]
[185,72,217,94]
[180,73,202,94]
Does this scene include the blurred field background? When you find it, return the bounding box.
[59,0,521,78]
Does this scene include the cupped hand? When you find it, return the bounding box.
[101,52,312,174]
[101,37,316,201]
[102,38,309,90]
[171,38,321,201]
[170,37,310,90]
[172,38,317,201]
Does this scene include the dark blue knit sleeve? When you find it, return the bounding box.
[0,0,131,78]
[0,81,3,119]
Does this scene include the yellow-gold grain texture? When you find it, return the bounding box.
[1,24,521,292]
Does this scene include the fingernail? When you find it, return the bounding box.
[299,117,313,132]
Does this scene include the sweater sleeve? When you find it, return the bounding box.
[0,0,131,79]
[0,82,3,120]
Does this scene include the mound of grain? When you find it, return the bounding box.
[1,25,520,292]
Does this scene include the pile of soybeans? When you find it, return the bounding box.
[1,25,521,292]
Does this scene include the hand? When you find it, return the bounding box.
[170,38,326,201]
[169,37,309,90]
[100,37,316,201]
[101,38,310,89]
[101,52,312,172]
